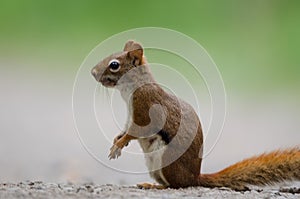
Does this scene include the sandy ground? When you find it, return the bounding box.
[0,181,299,199]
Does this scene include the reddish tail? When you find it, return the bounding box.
[199,147,300,191]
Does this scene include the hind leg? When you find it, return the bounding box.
[161,149,202,188]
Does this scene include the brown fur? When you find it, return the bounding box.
[91,40,300,191]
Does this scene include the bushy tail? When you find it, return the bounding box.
[199,147,300,191]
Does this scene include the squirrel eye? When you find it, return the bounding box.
[108,59,120,72]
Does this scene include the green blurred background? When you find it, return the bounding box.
[0,0,299,184]
[1,0,300,91]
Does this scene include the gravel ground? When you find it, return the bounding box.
[0,181,299,199]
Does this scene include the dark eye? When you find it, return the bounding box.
[108,59,120,72]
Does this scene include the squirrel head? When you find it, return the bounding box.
[91,40,146,88]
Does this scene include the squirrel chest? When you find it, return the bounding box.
[129,86,173,186]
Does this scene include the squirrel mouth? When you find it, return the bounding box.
[101,79,117,87]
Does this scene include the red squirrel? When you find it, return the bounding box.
[91,40,300,191]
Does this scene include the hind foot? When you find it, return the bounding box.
[137,183,166,189]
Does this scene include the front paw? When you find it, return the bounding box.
[108,144,122,160]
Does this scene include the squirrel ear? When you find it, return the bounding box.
[124,40,144,66]
[123,40,143,52]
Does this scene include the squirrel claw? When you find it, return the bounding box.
[109,145,122,159]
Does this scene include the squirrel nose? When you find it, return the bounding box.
[91,68,99,80]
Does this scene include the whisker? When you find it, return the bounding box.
[95,83,106,105]
[101,86,107,104]
[105,88,111,104]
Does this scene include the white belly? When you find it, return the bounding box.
[138,135,170,186]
